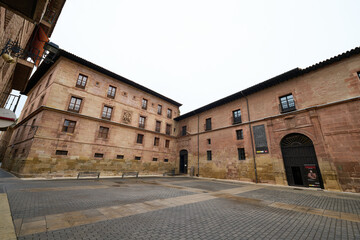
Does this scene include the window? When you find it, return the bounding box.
[181,126,187,136]
[37,95,45,107]
[280,94,296,112]
[207,139,211,144]
[166,124,171,135]
[238,148,246,160]
[155,121,161,132]
[157,105,162,115]
[142,98,148,109]
[107,85,116,98]
[236,129,243,140]
[154,137,160,146]
[102,106,113,120]
[46,73,52,87]
[233,109,241,124]
[139,116,146,128]
[117,155,124,159]
[94,153,104,158]
[165,139,170,148]
[135,156,141,160]
[357,71,360,79]
[62,120,76,133]
[207,151,212,161]
[98,126,109,139]
[152,158,158,161]
[137,134,144,144]
[56,150,68,155]
[68,97,82,112]
[164,159,169,162]
[76,74,88,88]
[167,109,172,118]
[205,118,212,131]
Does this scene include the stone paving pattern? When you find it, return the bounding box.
[0,169,359,240]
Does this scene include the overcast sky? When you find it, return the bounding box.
[14,0,360,116]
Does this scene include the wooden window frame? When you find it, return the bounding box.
[76,74,88,89]
[98,126,109,139]
[279,94,296,113]
[107,85,116,99]
[62,119,76,133]
[137,134,144,144]
[232,109,242,124]
[165,139,170,148]
[102,105,113,120]
[154,137,160,146]
[68,96,82,113]
[142,98,148,110]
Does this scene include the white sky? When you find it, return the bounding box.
[14,0,360,116]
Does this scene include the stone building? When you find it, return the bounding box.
[2,46,360,193]
[2,50,181,177]
[175,47,360,193]
[0,0,65,110]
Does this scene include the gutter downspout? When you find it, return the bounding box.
[197,114,200,177]
[240,91,258,183]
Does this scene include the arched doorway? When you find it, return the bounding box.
[281,133,324,189]
[179,150,188,174]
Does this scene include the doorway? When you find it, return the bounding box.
[179,150,188,174]
[281,133,324,189]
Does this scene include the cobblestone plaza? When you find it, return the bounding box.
[0,169,359,240]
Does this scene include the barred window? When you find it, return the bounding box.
[56,150,68,155]
[152,158,158,161]
[207,151,212,161]
[238,148,246,160]
[94,153,104,158]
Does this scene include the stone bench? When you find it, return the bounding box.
[122,171,139,178]
[77,171,100,179]
[163,169,175,176]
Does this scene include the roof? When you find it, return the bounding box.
[24,49,182,107]
[175,46,360,121]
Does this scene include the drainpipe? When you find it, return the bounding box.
[197,114,200,177]
[240,91,258,183]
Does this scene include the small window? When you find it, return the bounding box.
[154,137,160,146]
[76,74,88,88]
[68,97,82,112]
[62,119,76,133]
[166,124,171,135]
[181,126,187,136]
[152,158,158,161]
[279,94,296,113]
[37,94,45,108]
[137,134,144,144]
[164,159,169,162]
[207,139,211,144]
[205,118,212,131]
[236,129,243,140]
[94,153,104,158]
[56,150,68,155]
[155,121,161,132]
[157,105,162,115]
[107,85,116,98]
[167,109,172,118]
[102,106,113,120]
[142,99,148,110]
[233,109,241,124]
[238,148,246,160]
[98,126,109,139]
[135,156,141,160]
[117,155,124,159]
[207,150,212,161]
[165,139,170,148]
[139,116,146,128]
